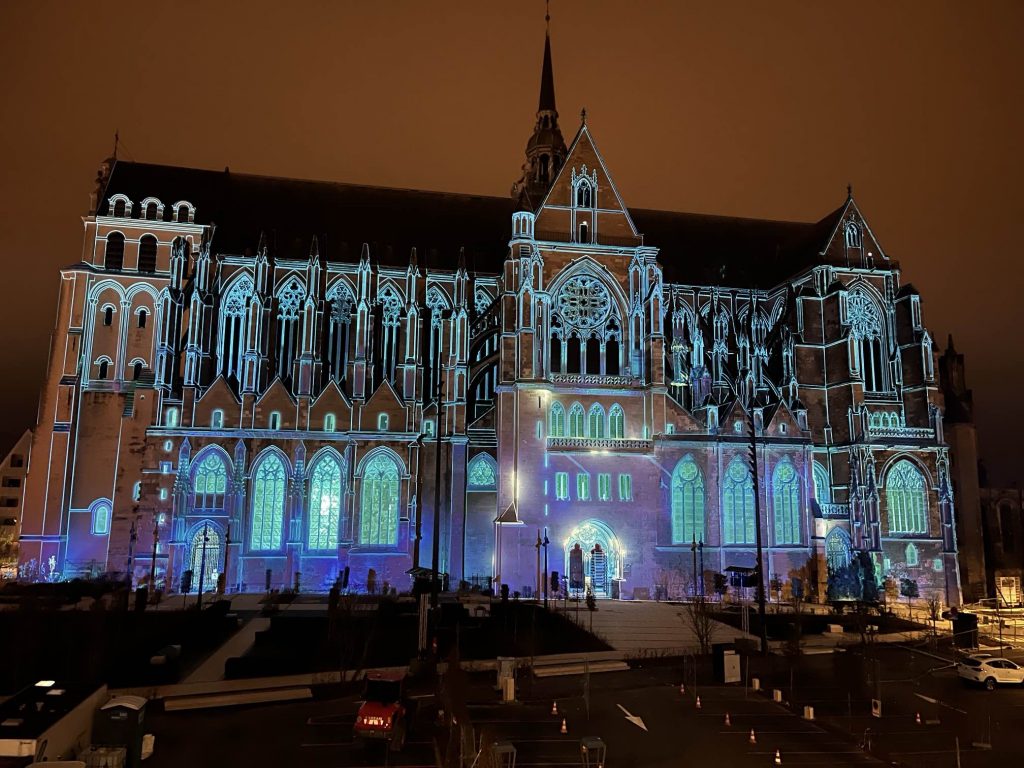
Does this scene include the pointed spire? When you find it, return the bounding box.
[458,246,466,271]
[256,231,268,257]
[539,15,556,112]
[409,247,418,268]
[946,333,956,353]
[846,183,853,199]
[309,234,319,259]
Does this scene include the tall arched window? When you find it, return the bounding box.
[138,235,158,273]
[609,404,625,439]
[326,285,354,387]
[307,454,343,550]
[113,199,127,217]
[105,233,125,270]
[276,276,304,382]
[90,500,112,535]
[772,458,801,545]
[549,402,565,438]
[97,359,110,380]
[671,456,705,544]
[219,276,253,380]
[885,460,927,534]
[825,528,852,572]
[145,202,159,220]
[103,306,114,326]
[723,457,755,545]
[848,292,885,392]
[568,403,585,438]
[813,461,831,504]
[137,309,148,328]
[192,452,228,514]
[587,404,605,439]
[359,453,400,546]
[250,452,287,550]
[132,361,143,380]
[467,454,497,490]
[905,542,919,567]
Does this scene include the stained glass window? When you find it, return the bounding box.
[772,458,801,545]
[467,455,496,489]
[308,454,343,550]
[588,404,605,439]
[618,474,632,501]
[91,500,111,535]
[723,457,755,545]
[609,405,624,439]
[555,276,610,331]
[568,403,585,438]
[250,452,286,550]
[549,402,565,438]
[886,460,927,534]
[555,472,569,500]
[359,453,400,546]
[576,473,590,501]
[825,528,851,572]
[597,473,611,501]
[192,452,228,513]
[671,456,705,544]
[813,461,830,504]
[906,542,919,567]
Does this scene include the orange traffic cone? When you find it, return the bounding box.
[749,729,756,745]
[551,701,558,716]
[724,712,731,727]
[915,712,922,725]
[560,717,567,734]
[695,695,702,710]
[774,748,782,765]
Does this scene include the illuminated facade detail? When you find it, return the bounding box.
[16,24,962,604]
[187,524,222,592]
[671,456,704,544]
[90,500,111,535]
[826,527,852,572]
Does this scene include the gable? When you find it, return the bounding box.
[195,376,240,427]
[818,197,887,267]
[310,380,352,430]
[254,377,297,427]
[363,380,406,431]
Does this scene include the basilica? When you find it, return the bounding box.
[17,28,961,605]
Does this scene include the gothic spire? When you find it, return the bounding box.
[539,11,556,113]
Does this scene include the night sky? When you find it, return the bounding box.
[1,1,1021,483]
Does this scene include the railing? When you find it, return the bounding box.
[819,503,851,519]
[546,436,653,453]
[867,426,934,440]
[550,373,638,387]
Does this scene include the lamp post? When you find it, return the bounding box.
[197,522,210,610]
[746,394,769,655]
[126,510,138,587]
[149,514,159,593]
[542,529,550,609]
[698,538,705,597]
[220,523,231,595]
[536,530,542,601]
[691,536,698,598]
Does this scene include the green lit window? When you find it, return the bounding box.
[597,473,611,501]
[618,474,632,501]
[91,500,111,535]
[250,452,286,550]
[609,404,624,439]
[359,453,401,545]
[192,452,228,513]
[886,460,927,534]
[906,542,919,566]
[568,403,585,438]
[576,473,590,501]
[588,404,605,438]
[467,454,496,489]
[555,472,569,500]
[671,455,704,544]
[772,457,801,545]
[549,402,565,437]
[813,461,830,504]
[308,453,343,550]
[723,457,755,545]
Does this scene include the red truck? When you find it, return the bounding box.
[353,671,408,751]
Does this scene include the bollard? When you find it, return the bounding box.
[751,677,760,691]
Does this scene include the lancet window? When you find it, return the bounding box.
[772,457,801,545]
[326,284,354,387]
[671,456,705,545]
[359,453,401,546]
[886,460,928,534]
[307,453,343,551]
[549,275,621,376]
[848,291,886,392]
[192,452,228,514]
[250,452,287,551]
[276,276,304,382]
[723,457,756,545]
[219,276,253,381]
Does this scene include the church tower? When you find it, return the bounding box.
[512,8,567,210]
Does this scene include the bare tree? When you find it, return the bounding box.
[926,594,942,645]
[679,596,716,656]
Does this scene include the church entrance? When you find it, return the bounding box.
[187,522,222,593]
[564,519,620,598]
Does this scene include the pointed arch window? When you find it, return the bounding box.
[886,460,927,534]
[848,292,886,392]
[359,453,401,546]
[587,403,606,438]
[905,542,919,567]
[845,220,863,249]
[138,235,158,273]
[772,457,801,545]
[813,461,831,505]
[105,233,125,270]
[211,409,224,429]
[326,284,354,388]
[575,179,593,208]
[549,402,565,438]
[723,457,756,545]
[219,276,253,381]
[825,528,852,573]
[307,454,343,551]
[250,452,286,550]
[609,404,625,439]
[568,403,585,438]
[467,454,497,490]
[276,276,304,382]
[192,452,228,514]
[671,456,705,544]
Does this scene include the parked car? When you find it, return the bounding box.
[957,656,1024,690]
[353,671,409,751]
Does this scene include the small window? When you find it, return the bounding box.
[779,423,787,435]
[177,204,190,222]
[98,360,109,380]
[103,307,114,326]
[933,558,943,571]
[132,481,141,502]
[536,420,543,440]
[104,233,125,270]
[145,202,158,220]
[424,419,435,437]
[138,235,158,273]
[666,423,675,434]
[618,474,632,501]
[159,488,168,500]
[734,421,743,434]
[378,413,389,431]
[269,411,281,430]
[113,199,126,217]
[165,408,179,428]
[906,543,919,567]
[138,309,148,328]
[597,473,611,501]
[211,410,224,429]
[159,461,172,474]
[163,439,173,452]
[133,361,143,380]
[91,501,111,535]
[324,413,336,432]
[579,221,589,243]
[555,472,569,500]
[576,473,590,501]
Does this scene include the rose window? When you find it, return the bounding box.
[555,276,611,331]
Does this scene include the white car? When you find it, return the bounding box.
[957,656,1024,690]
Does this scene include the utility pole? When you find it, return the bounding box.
[430,314,446,610]
[542,529,550,609]
[536,530,542,601]
[698,539,705,596]
[149,514,159,593]
[749,408,769,655]
[691,536,698,598]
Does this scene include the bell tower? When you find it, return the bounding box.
[512,5,567,210]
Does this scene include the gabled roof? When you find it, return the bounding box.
[99,160,861,289]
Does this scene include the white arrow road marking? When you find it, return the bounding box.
[617,703,648,731]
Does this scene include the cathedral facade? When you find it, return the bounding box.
[17,32,962,604]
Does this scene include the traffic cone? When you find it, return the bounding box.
[774,748,782,765]
[695,695,702,710]
[724,712,731,727]
[915,712,921,725]
[560,717,568,734]
[749,729,756,745]
[551,701,558,716]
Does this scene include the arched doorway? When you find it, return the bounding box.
[564,519,621,598]
[187,523,223,593]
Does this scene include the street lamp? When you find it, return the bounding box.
[149,513,160,594]
[197,522,210,610]
[542,529,550,609]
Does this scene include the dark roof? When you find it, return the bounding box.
[100,160,843,287]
